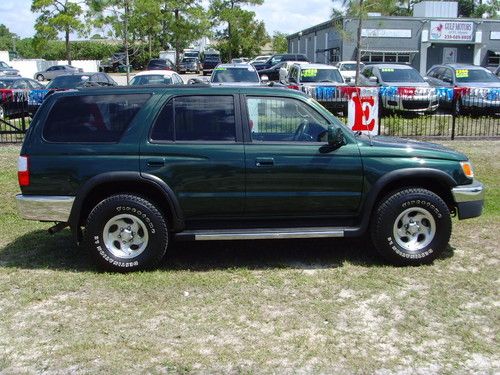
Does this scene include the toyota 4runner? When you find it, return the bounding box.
[16,86,484,271]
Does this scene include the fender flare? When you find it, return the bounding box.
[351,168,458,236]
[69,171,184,241]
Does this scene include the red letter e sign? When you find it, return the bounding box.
[347,90,379,136]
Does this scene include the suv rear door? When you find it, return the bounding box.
[242,94,363,218]
[140,93,245,221]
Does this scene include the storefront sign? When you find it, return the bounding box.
[430,21,474,41]
[362,29,412,38]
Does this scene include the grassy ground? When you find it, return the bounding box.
[0,141,499,374]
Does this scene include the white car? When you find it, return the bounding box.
[129,70,184,86]
[287,63,347,114]
[249,55,271,64]
[337,61,365,82]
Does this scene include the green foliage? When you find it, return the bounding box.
[0,24,17,52]
[31,0,85,63]
[272,32,288,54]
[210,0,269,60]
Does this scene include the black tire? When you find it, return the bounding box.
[84,194,168,272]
[370,188,451,266]
[36,74,44,82]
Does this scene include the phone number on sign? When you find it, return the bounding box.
[443,35,472,40]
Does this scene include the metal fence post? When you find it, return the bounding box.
[451,92,456,141]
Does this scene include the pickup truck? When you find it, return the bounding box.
[16,86,484,271]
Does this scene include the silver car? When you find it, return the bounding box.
[362,64,438,113]
[426,64,499,114]
[0,61,20,77]
[34,65,83,81]
[210,63,264,86]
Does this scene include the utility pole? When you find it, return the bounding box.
[174,8,180,71]
[355,0,364,86]
[124,0,130,84]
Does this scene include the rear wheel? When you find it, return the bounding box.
[36,74,44,81]
[84,194,168,271]
[370,188,451,265]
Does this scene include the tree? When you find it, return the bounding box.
[88,0,134,83]
[272,31,288,53]
[159,0,211,68]
[31,0,85,64]
[210,0,267,60]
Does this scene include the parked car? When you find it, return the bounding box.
[16,85,483,271]
[361,64,439,114]
[130,70,184,85]
[146,59,175,71]
[0,77,45,119]
[45,73,117,90]
[257,61,309,82]
[252,54,309,71]
[202,52,222,76]
[425,64,500,114]
[34,65,83,81]
[99,53,127,73]
[337,61,365,82]
[210,63,263,86]
[178,57,201,74]
[0,61,20,77]
[249,55,271,64]
[287,63,347,114]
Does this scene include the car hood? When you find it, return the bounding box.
[210,82,263,86]
[358,134,468,161]
[380,81,430,87]
[302,82,347,87]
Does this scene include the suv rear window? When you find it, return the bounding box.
[43,94,151,143]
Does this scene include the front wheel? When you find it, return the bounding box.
[36,74,44,82]
[84,194,168,271]
[370,188,451,265]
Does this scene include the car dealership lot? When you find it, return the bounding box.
[0,141,498,373]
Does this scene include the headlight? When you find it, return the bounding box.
[460,161,474,178]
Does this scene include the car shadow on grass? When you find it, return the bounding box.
[0,229,455,272]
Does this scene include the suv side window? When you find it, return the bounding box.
[43,94,151,143]
[246,96,329,143]
[151,95,236,142]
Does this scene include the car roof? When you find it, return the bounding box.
[366,63,414,70]
[216,63,257,70]
[294,63,338,70]
[0,76,25,81]
[134,70,177,77]
[437,63,489,71]
[338,61,360,64]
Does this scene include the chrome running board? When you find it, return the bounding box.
[175,227,345,241]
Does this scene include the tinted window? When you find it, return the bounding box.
[378,68,424,83]
[247,97,329,143]
[211,67,259,83]
[151,96,235,142]
[44,94,151,143]
[12,79,29,89]
[130,74,173,85]
[46,75,91,89]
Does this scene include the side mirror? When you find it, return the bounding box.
[327,126,345,148]
[369,76,378,83]
[261,74,269,83]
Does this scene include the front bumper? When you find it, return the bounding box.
[16,195,75,222]
[451,180,484,220]
[382,95,439,112]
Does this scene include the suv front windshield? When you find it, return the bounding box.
[455,69,499,83]
[300,68,343,83]
[211,67,259,83]
[379,68,425,83]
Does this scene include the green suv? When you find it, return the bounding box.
[16,86,484,271]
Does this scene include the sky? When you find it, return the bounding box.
[0,0,335,39]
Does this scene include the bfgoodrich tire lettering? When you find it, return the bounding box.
[84,194,168,271]
[371,188,451,265]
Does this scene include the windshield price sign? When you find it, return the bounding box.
[430,21,473,41]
